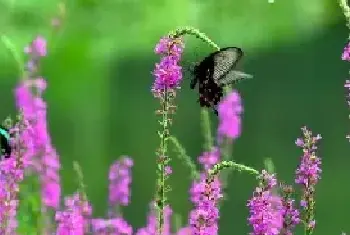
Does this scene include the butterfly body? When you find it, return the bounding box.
[190,47,252,115]
[0,126,11,158]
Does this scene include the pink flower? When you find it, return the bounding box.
[91,218,133,235]
[108,156,133,207]
[24,36,47,57]
[55,193,92,235]
[152,36,184,93]
[342,42,350,61]
[15,78,61,209]
[217,90,243,141]
[136,204,172,235]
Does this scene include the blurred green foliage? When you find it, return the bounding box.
[0,0,349,234]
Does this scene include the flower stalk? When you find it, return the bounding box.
[153,27,222,234]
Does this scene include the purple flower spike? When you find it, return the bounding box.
[198,147,220,171]
[136,203,172,235]
[24,36,47,57]
[15,78,61,209]
[55,193,92,235]
[295,126,322,234]
[188,148,222,235]
[217,90,243,142]
[295,127,322,186]
[152,36,184,93]
[279,184,300,234]
[108,156,133,208]
[247,171,283,235]
[91,217,133,235]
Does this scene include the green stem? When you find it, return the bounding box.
[208,160,259,179]
[209,160,259,209]
[156,89,170,235]
[168,136,199,180]
[169,26,220,51]
[172,213,183,233]
[340,0,350,36]
[0,35,24,77]
[200,109,214,152]
[73,161,91,233]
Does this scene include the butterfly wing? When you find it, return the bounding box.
[0,126,11,157]
[217,70,253,86]
[212,47,243,84]
[190,47,243,115]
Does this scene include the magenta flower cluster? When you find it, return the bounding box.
[217,90,243,141]
[108,157,133,207]
[342,42,350,61]
[295,127,322,188]
[18,37,62,211]
[152,36,184,93]
[295,127,322,231]
[189,148,222,235]
[91,217,133,235]
[55,193,92,235]
[247,170,283,235]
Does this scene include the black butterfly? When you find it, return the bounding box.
[190,47,253,115]
[0,125,11,158]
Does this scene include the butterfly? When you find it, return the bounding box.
[190,47,253,115]
[0,125,11,158]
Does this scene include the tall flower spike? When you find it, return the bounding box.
[152,36,184,93]
[217,90,243,142]
[188,148,222,235]
[16,37,61,210]
[136,203,172,235]
[91,217,133,235]
[295,126,322,235]
[0,115,32,234]
[247,170,283,235]
[152,35,184,235]
[55,193,92,235]
[108,156,133,216]
[0,157,23,233]
[280,184,300,234]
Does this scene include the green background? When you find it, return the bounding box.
[0,0,348,234]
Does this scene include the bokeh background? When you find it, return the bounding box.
[0,0,348,234]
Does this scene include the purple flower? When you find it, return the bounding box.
[247,170,283,235]
[295,127,322,186]
[24,36,47,57]
[342,42,350,61]
[91,217,133,235]
[108,156,133,209]
[295,126,321,233]
[154,37,184,56]
[55,193,92,235]
[189,206,219,235]
[248,191,283,235]
[136,204,172,235]
[164,166,172,176]
[217,90,243,141]
[197,147,220,171]
[188,149,222,235]
[280,185,300,234]
[176,227,191,235]
[0,157,23,234]
[16,37,61,210]
[15,78,61,209]
[152,36,184,93]
[281,201,300,235]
